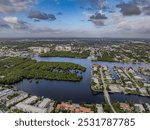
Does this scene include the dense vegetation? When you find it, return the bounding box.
[97,52,116,62]
[40,51,90,58]
[102,104,113,113]
[96,45,150,63]
[0,57,86,84]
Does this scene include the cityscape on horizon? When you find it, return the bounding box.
[0,0,150,113]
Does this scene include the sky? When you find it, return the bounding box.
[0,0,150,38]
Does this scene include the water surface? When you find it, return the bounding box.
[15,56,150,104]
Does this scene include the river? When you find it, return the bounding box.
[15,56,150,104]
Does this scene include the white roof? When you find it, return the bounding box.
[96,104,103,113]
[24,96,38,104]
[134,76,143,80]
[16,103,47,113]
[38,98,51,108]
[134,104,145,112]
[146,103,150,111]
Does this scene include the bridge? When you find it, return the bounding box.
[100,67,116,113]
[104,89,116,113]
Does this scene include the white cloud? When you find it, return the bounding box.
[3,16,18,24]
[0,16,30,30]
[117,16,150,34]
[0,0,36,13]
[0,16,61,34]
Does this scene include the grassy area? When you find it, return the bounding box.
[11,109,26,113]
[103,104,113,113]
[7,93,20,100]
[97,52,115,62]
[40,51,90,58]
[96,48,150,63]
[0,57,86,84]
[125,89,141,95]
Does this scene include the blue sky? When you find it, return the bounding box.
[0,0,150,38]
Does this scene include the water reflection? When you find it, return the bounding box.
[15,56,150,104]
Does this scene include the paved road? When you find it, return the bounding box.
[100,67,116,113]
[124,69,140,89]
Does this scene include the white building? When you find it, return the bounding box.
[15,103,47,113]
[139,87,148,95]
[134,75,143,81]
[106,75,113,83]
[144,83,150,87]
[134,104,145,113]
[29,47,50,54]
[0,89,13,97]
[24,96,38,104]
[93,66,98,71]
[55,45,71,51]
[96,104,103,113]
[146,103,150,111]
[43,48,50,53]
[6,92,28,107]
[92,77,99,84]
[38,98,51,108]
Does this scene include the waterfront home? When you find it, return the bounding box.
[23,96,38,104]
[38,98,51,108]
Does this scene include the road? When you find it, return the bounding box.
[124,69,140,89]
[100,67,116,113]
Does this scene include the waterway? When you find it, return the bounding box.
[15,56,150,104]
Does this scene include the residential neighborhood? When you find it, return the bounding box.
[0,39,150,113]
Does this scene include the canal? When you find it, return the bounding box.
[15,56,150,104]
